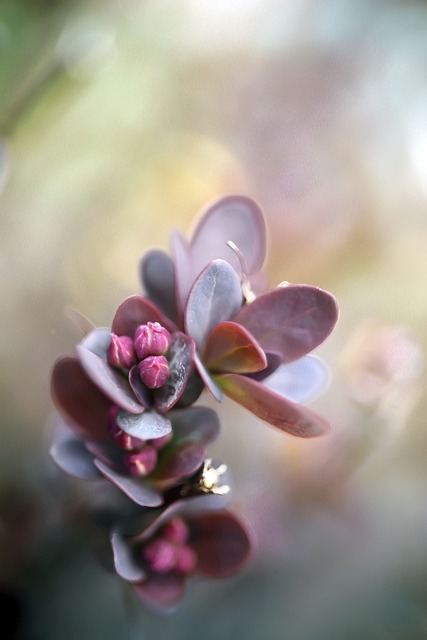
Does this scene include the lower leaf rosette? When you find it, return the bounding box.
[111,501,253,613]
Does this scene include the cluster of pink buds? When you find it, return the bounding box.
[142,517,196,575]
[107,321,172,389]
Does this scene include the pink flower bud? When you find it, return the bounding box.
[143,538,177,574]
[174,545,197,574]
[123,445,157,477]
[138,355,169,389]
[161,517,189,545]
[134,322,172,361]
[108,419,145,451]
[107,334,136,369]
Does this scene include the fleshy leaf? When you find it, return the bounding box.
[169,406,221,444]
[116,409,172,440]
[248,351,282,381]
[49,418,100,479]
[112,295,177,337]
[234,285,339,363]
[173,369,204,408]
[189,195,267,279]
[85,440,122,469]
[77,329,144,414]
[185,259,243,350]
[132,574,185,613]
[216,373,330,437]
[139,249,178,323]
[128,366,152,409]
[204,321,267,374]
[51,357,111,441]
[153,442,205,480]
[191,511,252,578]
[94,459,163,507]
[194,353,223,402]
[262,355,329,404]
[111,532,146,582]
[154,332,196,412]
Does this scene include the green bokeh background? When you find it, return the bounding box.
[1,1,427,638]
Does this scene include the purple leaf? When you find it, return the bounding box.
[248,351,282,381]
[112,295,177,337]
[139,249,178,323]
[94,459,163,507]
[128,366,152,409]
[77,329,144,414]
[132,574,185,612]
[216,373,330,437]
[185,259,243,350]
[111,532,146,582]
[234,285,339,363]
[190,511,252,578]
[194,353,223,402]
[49,418,100,479]
[116,409,172,440]
[51,357,111,441]
[189,195,267,279]
[85,440,122,469]
[154,332,196,412]
[173,369,204,408]
[204,321,267,374]
[169,406,221,444]
[262,355,329,404]
[153,442,205,480]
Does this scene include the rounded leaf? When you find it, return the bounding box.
[112,295,177,337]
[153,442,205,481]
[51,357,111,441]
[94,459,163,507]
[132,574,185,613]
[139,249,178,323]
[111,532,146,582]
[49,418,100,479]
[185,259,243,350]
[190,511,252,578]
[216,373,330,437]
[189,195,266,278]
[116,410,172,441]
[77,329,144,414]
[234,285,339,363]
[154,332,196,412]
[194,353,223,402]
[263,355,329,404]
[204,321,267,374]
[169,406,221,445]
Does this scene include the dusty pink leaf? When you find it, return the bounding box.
[216,373,330,437]
[204,321,267,374]
[51,357,111,441]
[234,285,339,363]
[112,295,177,337]
[190,511,252,578]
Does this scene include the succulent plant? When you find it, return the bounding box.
[111,502,252,613]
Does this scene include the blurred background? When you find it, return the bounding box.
[1,0,427,638]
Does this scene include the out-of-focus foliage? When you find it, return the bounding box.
[1,0,427,638]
